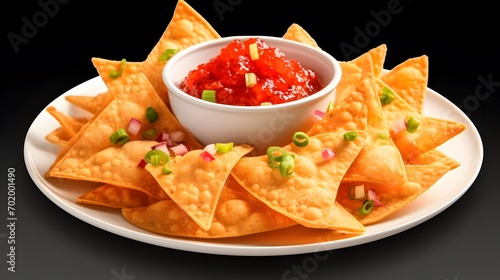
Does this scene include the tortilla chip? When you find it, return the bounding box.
[282,23,320,49]
[77,184,159,208]
[65,92,114,115]
[231,131,367,232]
[139,0,220,106]
[145,144,253,230]
[55,140,170,200]
[351,44,387,78]
[122,175,297,238]
[334,61,363,105]
[337,164,450,225]
[377,79,466,161]
[45,106,88,136]
[48,73,202,180]
[91,58,143,98]
[408,149,461,170]
[337,56,406,186]
[307,73,369,135]
[381,55,429,113]
[45,127,73,147]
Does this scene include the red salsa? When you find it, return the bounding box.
[179,38,323,106]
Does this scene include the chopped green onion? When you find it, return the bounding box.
[146,107,159,123]
[279,153,295,177]
[326,101,335,113]
[292,131,310,147]
[162,166,172,174]
[142,128,157,140]
[245,72,257,87]
[202,89,216,103]
[343,131,358,141]
[358,199,374,215]
[215,142,233,153]
[249,43,259,60]
[109,58,127,79]
[158,48,179,62]
[267,146,286,168]
[376,131,389,140]
[379,86,395,105]
[144,149,170,166]
[260,102,272,106]
[406,116,420,133]
[109,128,130,146]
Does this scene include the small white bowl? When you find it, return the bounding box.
[163,35,342,155]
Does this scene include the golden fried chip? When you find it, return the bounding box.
[56,140,170,200]
[139,0,220,106]
[77,184,159,208]
[46,106,88,136]
[282,23,320,48]
[65,92,114,115]
[351,44,387,77]
[340,59,406,186]
[231,131,367,233]
[408,149,461,170]
[145,144,253,230]
[377,78,466,161]
[381,55,429,113]
[122,175,297,238]
[45,127,73,147]
[337,164,450,225]
[334,61,363,105]
[48,73,202,180]
[307,71,368,135]
[91,58,143,98]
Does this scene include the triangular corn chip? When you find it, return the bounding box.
[341,55,407,186]
[376,78,466,161]
[408,149,461,170]
[54,140,170,200]
[139,0,220,106]
[381,55,428,113]
[337,164,450,225]
[48,73,202,179]
[65,92,114,115]
[145,144,253,230]
[77,184,159,208]
[282,23,320,49]
[231,131,367,233]
[122,175,297,238]
[351,44,387,78]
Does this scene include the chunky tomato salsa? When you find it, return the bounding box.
[179,38,323,106]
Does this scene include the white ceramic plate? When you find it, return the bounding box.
[24,76,483,256]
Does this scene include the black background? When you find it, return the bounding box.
[2,0,499,279]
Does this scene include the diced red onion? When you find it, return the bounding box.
[392,118,407,134]
[169,131,185,142]
[199,150,216,162]
[367,189,383,206]
[321,148,336,161]
[151,142,169,154]
[170,143,189,156]
[127,118,142,136]
[137,158,147,168]
[312,109,326,121]
[204,143,216,155]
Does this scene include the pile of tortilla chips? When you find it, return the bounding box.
[43,0,466,240]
